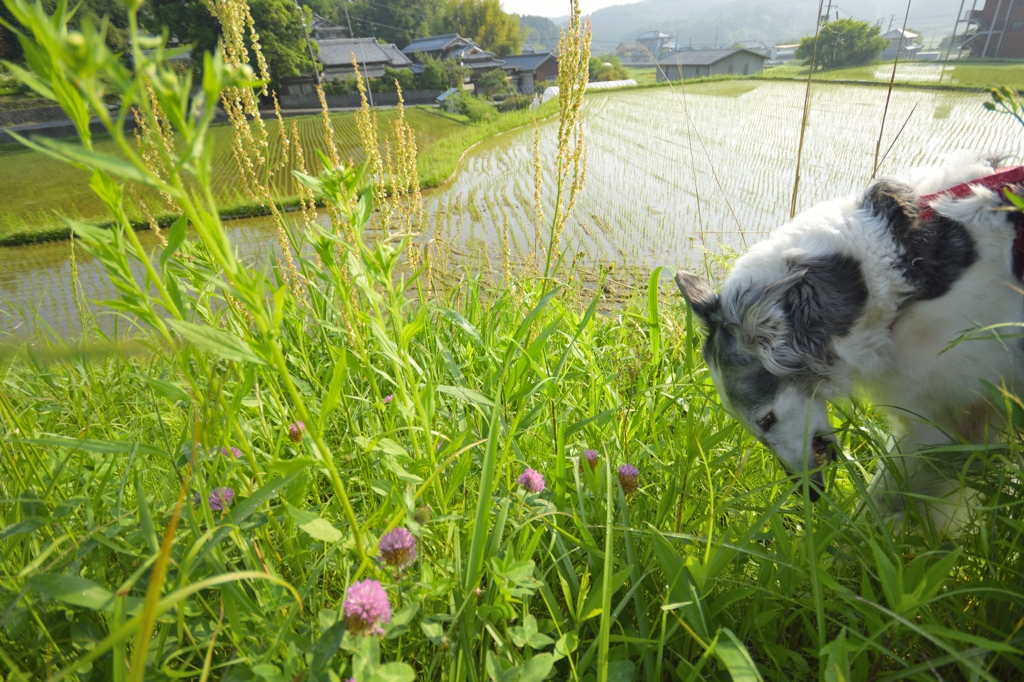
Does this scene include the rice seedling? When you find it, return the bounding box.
[3,0,1024,681]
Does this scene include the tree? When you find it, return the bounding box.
[431,0,523,57]
[794,18,888,70]
[588,54,627,82]
[3,0,130,64]
[415,54,468,90]
[144,0,312,89]
[375,65,416,93]
[476,67,511,97]
[346,0,440,47]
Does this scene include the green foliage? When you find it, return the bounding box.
[415,53,469,90]
[453,91,495,120]
[497,93,532,112]
[374,65,416,94]
[8,1,1024,680]
[431,0,523,57]
[795,18,888,70]
[144,0,312,87]
[589,54,628,82]
[347,0,438,47]
[476,66,512,97]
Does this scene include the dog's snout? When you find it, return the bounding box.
[812,433,840,466]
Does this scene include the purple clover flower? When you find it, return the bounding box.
[221,446,243,460]
[383,394,393,406]
[584,449,599,470]
[288,421,305,443]
[208,487,235,511]
[517,467,545,493]
[618,464,639,496]
[343,579,392,636]
[379,527,417,569]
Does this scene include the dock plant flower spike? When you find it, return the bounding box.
[379,527,417,569]
[287,421,305,443]
[343,579,392,636]
[208,487,235,511]
[584,449,599,470]
[618,464,639,496]
[517,467,545,493]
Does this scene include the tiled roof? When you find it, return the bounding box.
[402,33,466,55]
[657,48,767,66]
[318,38,412,68]
[637,31,672,40]
[500,51,556,72]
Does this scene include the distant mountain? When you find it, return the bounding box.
[517,15,561,49]
[583,0,964,51]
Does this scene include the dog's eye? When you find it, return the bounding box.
[757,411,777,432]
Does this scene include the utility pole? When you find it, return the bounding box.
[824,0,833,24]
[714,27,718,48]
[343,0,354,38]
[887,14,896,31]
[293,0,322,89]
[948,0,966,58]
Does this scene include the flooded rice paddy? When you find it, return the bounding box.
[2,80,1022,341]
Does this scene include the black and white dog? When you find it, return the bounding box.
[676,154,1024,531]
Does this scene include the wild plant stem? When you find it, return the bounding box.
[791,0,826,219]
[874,0,913,178]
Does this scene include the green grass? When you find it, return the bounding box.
[761,59,1024,89]
[0,102,556,244]
[6,4,1024,680]
[624,67,659,86]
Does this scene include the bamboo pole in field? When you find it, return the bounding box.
[790,0,826,219]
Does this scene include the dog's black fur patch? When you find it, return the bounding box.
[706,330,782,411]
[785,254,869,363]
[862,179,978,301]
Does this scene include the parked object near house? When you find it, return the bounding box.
[916,51,942,61]
[500,51,558,94]
[656,49,768,81]
[956,0,1024,59]
[881,28,922,60]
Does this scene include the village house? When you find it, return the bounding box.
[734,39,770,56]
[656,48,768,81]
[280,36,411,96]
[310,13,346,40]
[401,33,506,84]
[957,0,1024,59]
[500,51,558,94]
[881,28,922,60]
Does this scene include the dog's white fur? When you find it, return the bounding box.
[701,153,1023,532]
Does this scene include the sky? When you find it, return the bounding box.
[501,0,643,18]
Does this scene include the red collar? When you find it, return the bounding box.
[917,166,1024,221]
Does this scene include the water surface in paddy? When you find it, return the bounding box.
[2,81,1021,340]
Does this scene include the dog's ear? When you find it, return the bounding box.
[861,179,918,236]
[674,271,720,326]
[784,254,868,367]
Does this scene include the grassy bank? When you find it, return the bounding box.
[0,101,556,245]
